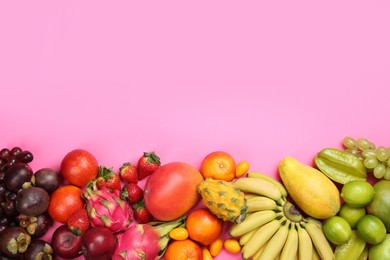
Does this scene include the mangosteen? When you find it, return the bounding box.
[19,213,53,238]
[16,187,50,217]
[32,168,63,194]
[4,163,33,192]
[24,239,54,260]
[0,226,31,258]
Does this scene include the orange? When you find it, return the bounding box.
[164,239,202,260]
[60,149,99,187]
[48,185,85,223]
[186,208,223,246]
[200,151,236,181]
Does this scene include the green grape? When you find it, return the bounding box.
[368,142,376,150]
[387,157,390,167]
[364,157,378,169]
[376,146,390,162]
[373,164,386,179]
[346,148,360,156]
[362,149,376,159]
[357,138,371,150]
[343,136,356,149]
[384,167,390,180]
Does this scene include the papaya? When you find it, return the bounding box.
[278,156,340,219]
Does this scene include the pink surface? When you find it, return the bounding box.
[1,1,390,259]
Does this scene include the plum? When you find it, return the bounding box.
[82,227,116,260]
[4,163,33,192]
[15,186,50,216]
[24,239,54,260]
[0,226,31,258]
[32,168,63,194]
[19,213,53,238]
[52,224,83,259]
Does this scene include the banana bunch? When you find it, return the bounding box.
[231,172,335,260]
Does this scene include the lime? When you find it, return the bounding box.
[341,180,375,207]
[338,204,366,228]
[356,214,386,245]
[323,216,352,245]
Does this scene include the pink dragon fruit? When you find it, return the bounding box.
[84,185,133,233]
[113,216,186,260]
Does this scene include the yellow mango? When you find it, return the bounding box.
[278,156,340,219]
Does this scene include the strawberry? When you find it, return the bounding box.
[137,152,161,180]
[67,208,90,236]
[96,166,121,191]
[119,162,138,184]
[133,200,152,224]
[120,183,143,204]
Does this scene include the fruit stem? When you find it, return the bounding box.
[147,216,187,258]
[282,200,304,223]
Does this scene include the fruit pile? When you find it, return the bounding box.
[0,137,390,259]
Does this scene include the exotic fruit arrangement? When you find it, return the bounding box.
[1,136,390,259]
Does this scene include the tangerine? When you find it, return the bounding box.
[200,151,236,181]
[48,185,85,223]
[186,208,223,246]
[235,160,250,178]
[60,149,99,187]
[164,239,202,260]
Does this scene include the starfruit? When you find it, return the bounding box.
[314,148,367,184]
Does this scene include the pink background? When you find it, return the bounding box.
[1,1,390,259]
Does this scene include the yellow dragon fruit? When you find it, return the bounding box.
[197,178,247,223]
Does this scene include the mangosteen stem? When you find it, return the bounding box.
[7,238,18,255]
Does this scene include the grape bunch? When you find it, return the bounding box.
[342,137,390,179]
[0,147,34,233]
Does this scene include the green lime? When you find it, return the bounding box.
[341,180,375,207]
[338,204,366,228]
[356,214,386,245]
[323,216,352,245]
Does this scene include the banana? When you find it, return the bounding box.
[239,228,256,245]
[233,177,284,204]
[246,171,288,198]
[241,218,283,259]
[297,224,313,260]
[259,220,290,260]
[244,193,258,199]
[334,230,366,260]
[312,245,321,260]
[306,217,323,229]
[229,210,279,237]
[302,221,335,260]
[280,222,298,260]
[252,241,268,260]
[246,196,278,212]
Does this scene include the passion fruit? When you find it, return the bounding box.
[369,234,390,260]
[366,180,390,231]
